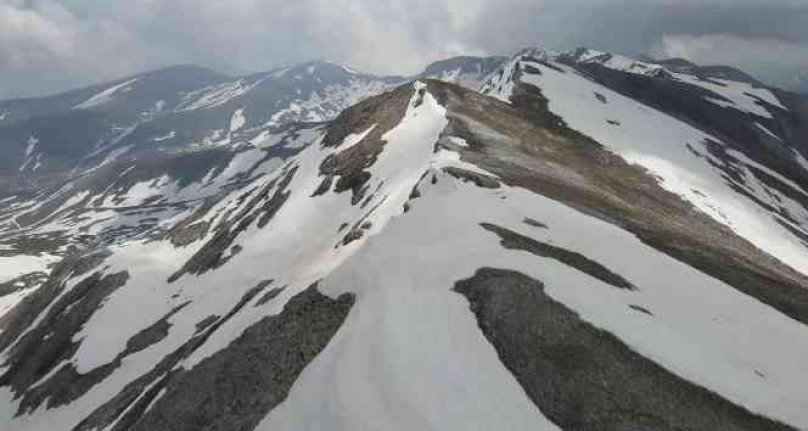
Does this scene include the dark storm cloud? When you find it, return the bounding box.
[462,0,808,56]
[460,0,808,91]
[1,0,806,99]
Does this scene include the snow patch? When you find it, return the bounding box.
[229,108,246,132]
[574,49,665,77]
[249,130,272,147]
[338,124,376,150]
[151,131,176,142]
[446,136,469,147]
[0,254,56,285]
[73,78,138,110]
[754,122,782,142]
[19,136,39,172]
[177,79,263,111]
[674,73,786,119]
[338,64,359,75]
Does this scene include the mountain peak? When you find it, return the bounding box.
[421,55,507,75]
[138,63,226,78]
[418,55,507,90]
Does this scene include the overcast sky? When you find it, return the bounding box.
[1,0,807,99]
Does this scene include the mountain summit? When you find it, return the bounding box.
[1,49,808,431]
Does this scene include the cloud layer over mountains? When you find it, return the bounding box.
[1,0,806,99]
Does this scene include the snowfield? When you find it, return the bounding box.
[0,254,58,319]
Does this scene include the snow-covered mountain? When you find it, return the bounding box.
[483,48,808,273]
[0,61,402,194]
[417,55,507,89]
[2,49,808,431]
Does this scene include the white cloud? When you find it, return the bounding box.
[0,2,77,68]
[0,1,160,98]
[0,0,498,99]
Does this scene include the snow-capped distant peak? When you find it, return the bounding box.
[419,55,507,90]
[516,48,561,62]
[489,47,788,121]
[501,47,668,79]
[556,48,669,78]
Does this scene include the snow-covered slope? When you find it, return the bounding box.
[1,51,808,431]
[483,48,808,275]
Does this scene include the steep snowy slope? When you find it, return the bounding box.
[482,48,808,276]
[0,121,320,322]
[1,77,807,431]
[0,62,393,320]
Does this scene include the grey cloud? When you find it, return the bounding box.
[1,0,806,99]
[463,0,808,90]
[463,0,808,55]
[651,34,808,90]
